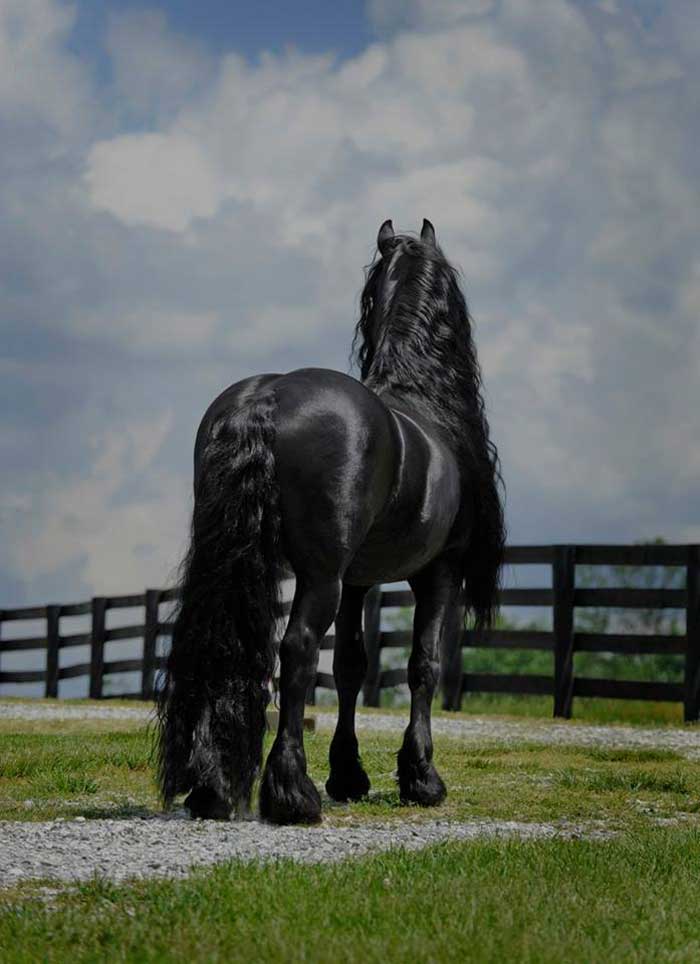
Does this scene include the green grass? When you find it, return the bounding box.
[328,689,689,725]
[445,693,687,726]
[0,728,158,821]
[1,711,698,830]
[375,682,690,724]
[2,831,700,962]
[2,705,700,960]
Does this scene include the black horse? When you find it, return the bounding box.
[157,218,505,824]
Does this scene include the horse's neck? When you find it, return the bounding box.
[367,385,455,448]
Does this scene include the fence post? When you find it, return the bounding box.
[142,589,160,701]
[362,585,383,707]
[89,596,107,699]
[45,605,61,698]
[684,545,700,723]
[553,545,576,718]
[441,608,464,711]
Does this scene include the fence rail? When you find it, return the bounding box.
[1,544,698,720]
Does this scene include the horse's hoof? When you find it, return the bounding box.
[184,786,232,820]
[397,752,447,807]
[326,762,371,802]
[399,771,447,807]
[260,772,322,825]
[259,747,322,825]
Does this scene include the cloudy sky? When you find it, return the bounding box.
[1,0,699,608]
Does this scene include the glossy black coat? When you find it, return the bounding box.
[198,368,465,586]
[158,219,505,825]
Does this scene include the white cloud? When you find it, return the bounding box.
[86,132,223,231]
[603,27,682,91]
[83,15,583,247]
[679,260,700,320]
[0,0,95,137]
[481,302,604,496]
[2,411,188,594]
[104,8,214,121]
[71,306,220,351]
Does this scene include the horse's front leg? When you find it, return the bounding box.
[398,558,462,806]
[260,578,341,824]
[326,583,371,802]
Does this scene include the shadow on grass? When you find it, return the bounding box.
[323,788,404,812]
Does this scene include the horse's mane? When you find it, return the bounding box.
[352,233,506,627]
[353,235,495,475]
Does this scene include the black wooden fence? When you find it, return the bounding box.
[1,545,698,720]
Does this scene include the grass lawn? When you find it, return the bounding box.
[443,693,687,726]
[0,707,699,828]
[1,830,700,963]
[1,702,699,961]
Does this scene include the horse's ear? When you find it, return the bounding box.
[421,218,436,246]
[377,219,394,256]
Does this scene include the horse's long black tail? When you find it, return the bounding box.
[157,392,281,812]
[464,441,506,635]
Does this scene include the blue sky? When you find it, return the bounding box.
[1,0,699,622]
[68,0,373,65]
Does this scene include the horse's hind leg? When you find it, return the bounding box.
[326,584,371,802]
[260,577,342,824]
[398,557,462,806]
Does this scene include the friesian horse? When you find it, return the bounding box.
[157,218,505,824]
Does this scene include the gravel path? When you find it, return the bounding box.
[2,702,698,756]
[326,713,700,759]
[0,703,152,722]
[0,815,612,886]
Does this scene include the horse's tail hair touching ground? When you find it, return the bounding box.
[156,391,281,817]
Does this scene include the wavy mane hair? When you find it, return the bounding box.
[352,228,506,630]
